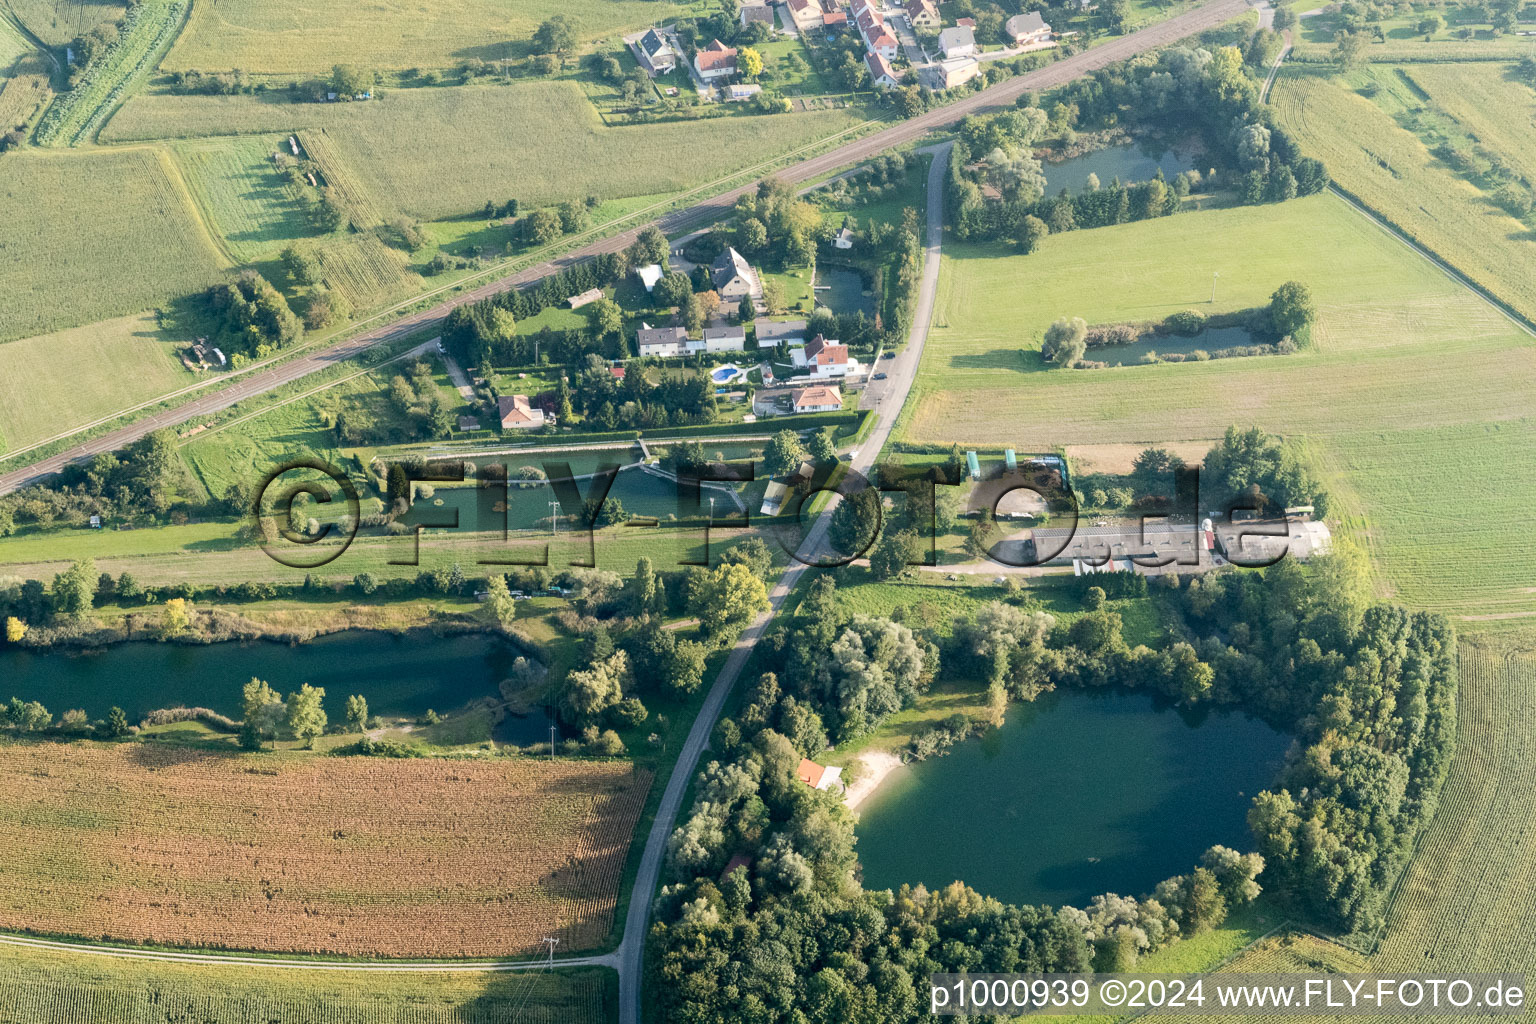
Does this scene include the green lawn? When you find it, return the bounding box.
[902,193,1536,624]
[174,134,314,262]
[103,83,876,219]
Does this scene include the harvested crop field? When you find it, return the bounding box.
[0,743,652,957]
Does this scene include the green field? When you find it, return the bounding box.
[0,947,613,1024]
[903,194,1536,623]
[33,0,185,146]
[102,83,876,217]
[161,0,688,74]
[1271,67,1536,324]
[173,135,313,262]
[1290,3,1531,61]
[0,313,190,454]
[0,148,227,344]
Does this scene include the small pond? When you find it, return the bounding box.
[1084,325,1259,367]
[855,689,1289,908]
[0,630,546,729]
[1041,143,1197,196]
[815,265,876,316]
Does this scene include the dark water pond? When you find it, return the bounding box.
[0,630,540,728]
[1087,325,1259,366]
[855,689,1289,908]
[1041,144,1197,195]
[815,265,876,316]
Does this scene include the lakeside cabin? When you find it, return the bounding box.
[797,758,844,791]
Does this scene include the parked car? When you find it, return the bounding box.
[874,372,887,380]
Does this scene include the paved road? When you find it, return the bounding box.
[616,140,953,1024]
[0,0,1248,501]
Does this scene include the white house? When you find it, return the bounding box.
[691,325,747,353]
[755,318,809,347]
[939,25,977,57]
[865,50,901,89]
[637,324,691,357]
[792,384,842,412]
[1004,11,1052,45]
[694,39,739,79]
[918,56,980,91]
[635,263,664,293]
[854,1,900,60]
[792,334,860,377]
[785,0,825,34]
[711,246,760,300]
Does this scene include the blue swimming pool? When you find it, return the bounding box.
[711,364,743,383]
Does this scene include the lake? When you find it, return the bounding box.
[1041,143,1197,195]
[0,630,534,726]
[815,265,876,316]
[855,689,1289,908]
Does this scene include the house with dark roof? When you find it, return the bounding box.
[905,0,940,29]
[711,246,760,300]
[694,39,739,79]
[754,318,809,347]
[634,27,678,75]
[1005,11,1052,45]
[636,324,691,357]
[739,2,775,27]
[694,324,747,353]
[939,24,976,57]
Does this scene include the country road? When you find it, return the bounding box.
[0,0,1249,501]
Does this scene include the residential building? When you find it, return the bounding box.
[1004,11,1052,45]
[497,394,546,430]
[865,50,901,89]
[917,55,979,91]
[754,318,809,347]
[834,216,856,247]
[822,8,848,29]
[634,263,664,293]
[796,758,844,791]
[905,0,940,29]
[938,24,976,57]
[634,28,678,75]
[740,2,775,27]
[636,324,691,357]
[792,384,842,412]
[785,0,825,33]
[693,325,747,353]
[854,2,900,59]
[793,334,860,377]
[711,246,760,300]
[955,16,976,26]
[694,38,739,79]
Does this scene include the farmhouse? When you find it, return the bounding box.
[938,24,976,57]
[905,0,940,29]
[695,39,739,80]
[497,394,546,430]
[865,51,901,89]
[796,758,844,791]
[711,246,761,300]
[635,263,664,293]
[918,56,980,91]
[740,2,775,28]
[1004,11,1052,45]
[634,28,679,76]
[792,384,842,412]
[694,324,748,352]
[637,324,691,357]
[793,334,860,377]
[755,318,810,347]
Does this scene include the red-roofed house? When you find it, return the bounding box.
[796,758,844,791]
[497,394,547,430]
[865,50,900,88]
[822,8,848,28]
[855,3,900,59]
[956,16,976,26]
[792,384,843,412]
[793,334,860,378]
[905,0,940,29]
[694,38,739,79]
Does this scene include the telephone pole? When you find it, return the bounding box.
[542,937,559,967]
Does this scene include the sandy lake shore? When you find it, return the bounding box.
[843,751,905,810]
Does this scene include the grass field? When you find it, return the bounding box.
[0,313,189,454]
[3,0,124,47]
[101,83,876,217]
[0,946,614,1024]
[33,0,185,146]
[0,742,652,957]
[1271,68,1536,324]
[161,0,689,74]
[903,194,1536,623]
[173,135,312,262]
[0,51,52,128]
[0,148,227,343]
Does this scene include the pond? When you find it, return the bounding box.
[1085,325,1259,367]
[0,630,544,728]
[854,689,1289,908]
[1040,143,1197,196]
[814,265,876,317]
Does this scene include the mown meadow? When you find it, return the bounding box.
[901,194,1536,623]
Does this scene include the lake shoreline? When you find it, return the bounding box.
[843,750,904,810]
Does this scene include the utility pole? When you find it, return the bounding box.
[548,720,556,761]
[549,500,559,539]
[1211,270,1220,304]
[542,937,559,967]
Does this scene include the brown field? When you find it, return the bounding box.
[0,742,652,957]
[1062,440,1218,476]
